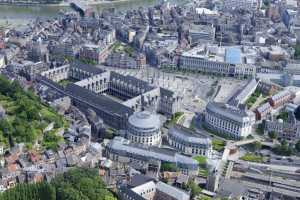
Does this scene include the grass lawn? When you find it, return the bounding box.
[246,90,261,108]
[165,112,184,126]
[112,42,135,56]
[58,78,77,87]
[193,155,207,165]
[212,139,226,152]
[112,42,122,51]
[240,153,263,163]
[193,156,209,177]
[198,168,209,177]
[196,195,212,200]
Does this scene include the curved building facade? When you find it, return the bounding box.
[127,111,161,146]
[168,125,212,157]
[205,102,255,139]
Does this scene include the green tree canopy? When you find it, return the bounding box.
[295,140,300,152]
[268,131,277,140]
[294,105,300,120]
[1,168,116,200]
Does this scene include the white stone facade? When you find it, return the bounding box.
[168,126,212,157]
[127,111,161,146]
[205,102,255,139]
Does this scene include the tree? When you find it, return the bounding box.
[268,131,277,140]
[56,186,88,200]
[52,168,116,200]
[253,141,262,152]
[187,180,202,198]
[0,75,68,147]
[294,105,300,120]
[160,162,179,172]
[193,156,207,167]
[1,168,116,200]
[272,140,293,156]
[0,119,13,136]
[294,45,300,59]
[199,197,212,200]
[0,182,55,200]
[256,123,264,135]
[295,140,300,152]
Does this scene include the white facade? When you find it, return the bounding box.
[127,111,161,146]
[0,55,5,68]
[223,0,261,10]
[179,46,256,77]
[205,102,255,139]
[131,181,156,200]
[168,126,212,157]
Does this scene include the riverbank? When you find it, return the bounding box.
[0,0,155,7]
[0,0,184,28]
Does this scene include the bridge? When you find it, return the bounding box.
[232,138,261,146]
[232,138,276,148]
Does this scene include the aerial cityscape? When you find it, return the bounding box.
[0,0,300,199]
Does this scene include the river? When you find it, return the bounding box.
[0,0,186,27]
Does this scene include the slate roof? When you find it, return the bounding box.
[168,125,211,146]
[129,174,155,188]
[156,181,190,200]
[70,61,104,75]
[65,83,133,116]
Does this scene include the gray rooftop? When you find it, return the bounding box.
[168,125,211,146]
[65,83,133,117]
[71,61,105,75]
[156,181,190,200]
[107,137,198,169]
[271,90,291,101]
[129,174,155,188]
[128,111,160,130]
[206,102,255,123]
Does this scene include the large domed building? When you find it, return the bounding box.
[126,111,161,146]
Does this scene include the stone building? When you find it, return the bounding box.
[79,44,110,64]
[117,175,190,200]
[205,102,255,139]
[105,52,146,69]
[106,137,199,176]
[22,61,49,80]
[168,125,212,157]
[268,90,294,109]
[127,111,161,146]
[265,111,300,142]
[38,61,182,129]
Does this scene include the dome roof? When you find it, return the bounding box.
[128,111,160,130]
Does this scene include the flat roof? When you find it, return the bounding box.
[225,48,242,65]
